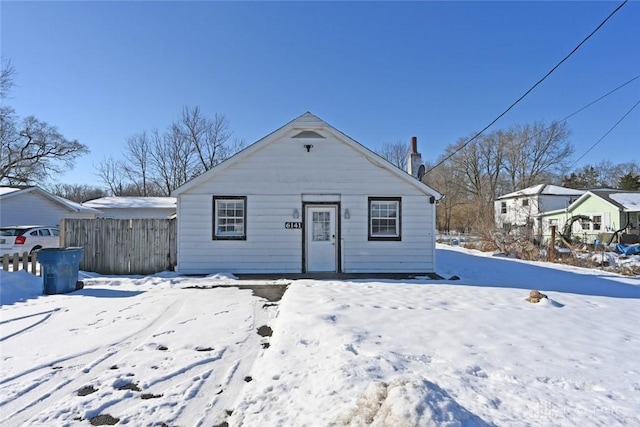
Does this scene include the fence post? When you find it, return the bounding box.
[549,225,556,261]
[32,252,39,275]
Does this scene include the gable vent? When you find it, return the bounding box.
[292,130,325,139]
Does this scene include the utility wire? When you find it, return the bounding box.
[425,0,628,175]
[568,98,640,169]
[558,73,640,123]
[515,73,640,166]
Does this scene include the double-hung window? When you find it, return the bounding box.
[213,196,247,240]
[368,197,401,241]
[580,218,591,231]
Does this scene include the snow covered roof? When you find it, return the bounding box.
[559,189,640,213]
[83,196,177,209]
[0,186,101,213]
[610,193,640,211]
[497,184,584,200]
[0,187,22,196]
[583,190,640,212]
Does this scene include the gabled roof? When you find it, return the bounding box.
[497,184,584,200]
[172,112,443,199]
[83,196,177,209]
[0,186,101,214]
[571,189,640,213]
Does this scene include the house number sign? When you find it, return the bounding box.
[285,222,302,229]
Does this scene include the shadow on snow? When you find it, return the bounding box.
[434,248,640,299]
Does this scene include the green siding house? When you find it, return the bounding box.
[538,189,640,245]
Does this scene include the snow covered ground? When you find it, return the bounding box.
[1,244,639,426]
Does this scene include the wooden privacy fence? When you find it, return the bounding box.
[60,218,177,275]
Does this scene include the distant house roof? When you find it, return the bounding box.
[610,192,640,211]
[0,186,101,214]
[83,197,177,209]
[575,189,640,213]
[497,184,585,200]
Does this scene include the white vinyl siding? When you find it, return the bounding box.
[0,191,96,227]
[175,124,437,274]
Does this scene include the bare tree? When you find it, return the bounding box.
[431,121,573,232]
[175,106,232,173]
[446,131,504,210]
[423,160,467,232]
[1,58,14,99]
[1,115,89,184]
[376,140,410,170]
[97,106,243,196]
[0,60,89,185]
[151,126,194,195]
[123,131,154,196]
[96,156,127,196]
[47,183,108,203]
[502,121,573,192]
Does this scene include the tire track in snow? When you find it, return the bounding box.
[0,308,62,342]
[188,299,276,427]
[0,298,186,425]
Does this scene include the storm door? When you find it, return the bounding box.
[305,205,337,272]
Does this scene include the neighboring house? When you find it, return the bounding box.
[539,189,640,244]
[0,186,101,227]
[495,184,585,236]
[83,197,177,219]
[172,112,442,275]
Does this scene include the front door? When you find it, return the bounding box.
[306,205,337,272]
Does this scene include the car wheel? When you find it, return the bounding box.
[30,245,43,254]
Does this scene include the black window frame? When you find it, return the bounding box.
[368,197,401,241]
[500,202,507,214]
[212,196,247,240]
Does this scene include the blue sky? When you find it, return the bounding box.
[2,1,639,188]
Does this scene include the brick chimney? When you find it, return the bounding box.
[407,136,423,178]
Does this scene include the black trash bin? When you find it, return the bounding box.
[38,247,84,295]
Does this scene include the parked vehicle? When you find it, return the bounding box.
[0,226,60,257]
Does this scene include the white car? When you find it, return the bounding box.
[0,225,60,258]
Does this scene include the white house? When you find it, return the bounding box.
[172,112,442,275]
[495,184,585,231]
[83,197,177,219]
[0,186,101,227]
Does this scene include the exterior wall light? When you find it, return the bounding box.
[293,208,300,219]
[344,209,350,220]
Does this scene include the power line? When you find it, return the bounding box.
[558,73,640,123]
[568,98,640,169]
[515,73,640,166]
[425,0,629,175]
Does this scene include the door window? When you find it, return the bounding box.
[312,211,331,241]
